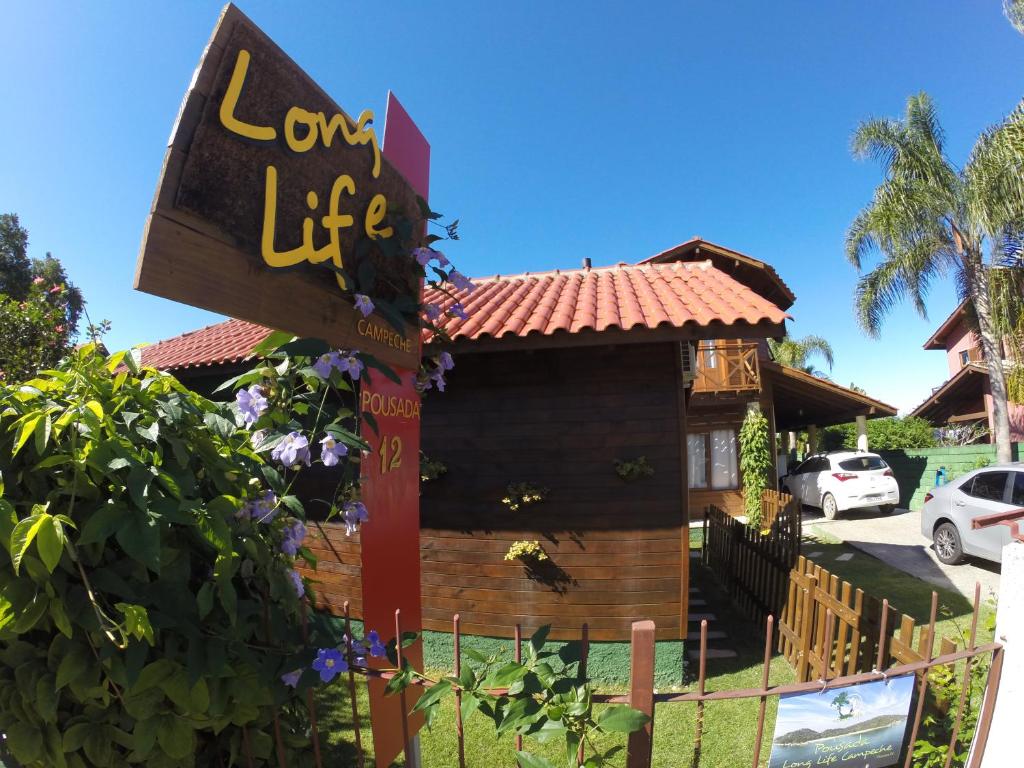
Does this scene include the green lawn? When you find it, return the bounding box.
[309,529,995,767]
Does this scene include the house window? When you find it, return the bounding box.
[959,350,970,368]
[687,429,739,490]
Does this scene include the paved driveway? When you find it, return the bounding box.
[803,506,1001,601]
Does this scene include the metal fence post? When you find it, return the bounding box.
[627,620,656,768]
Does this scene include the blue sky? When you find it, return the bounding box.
[3,1,1022,412]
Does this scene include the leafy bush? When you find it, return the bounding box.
[0,345,317,767]
[739,409,772,529]
[820,416,937,452]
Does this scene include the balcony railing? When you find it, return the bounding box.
[693,341,761,394]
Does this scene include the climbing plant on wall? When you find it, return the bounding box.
[739,408,773,530]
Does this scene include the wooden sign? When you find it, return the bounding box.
[135,3,420,370]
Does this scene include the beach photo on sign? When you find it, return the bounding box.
[768,675,915,768]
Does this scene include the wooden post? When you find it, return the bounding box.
[796,574,817,682]
[627,620,656,768]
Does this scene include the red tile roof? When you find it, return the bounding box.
[140,260,788,371]
[425,259,788,342]
[140,318,270,372]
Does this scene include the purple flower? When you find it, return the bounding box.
[450,303,469,321]
[424,303,442,322]
[281,519,307,557]
[236,385,268,428]
[336,353,364,380]
[272,431,311,468]
[320,434,348,467]
[448,270,476,293]
[281,669,302,688]
[289,568,305,598]
[312,647,347,682]
[341,501,369,536]
[345,633,368,665]
[438,352,455,371]
[431,369,447,392]
[354,294,375,317]
[412,247,434,266]
[314,351,340,378]
[435,251,450,267]
[366,630,387,658]
[245,491,279,523]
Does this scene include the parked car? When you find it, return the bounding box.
[781,451,900,519]
[921,463,1024,565]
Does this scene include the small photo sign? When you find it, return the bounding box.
[768,675,915,768]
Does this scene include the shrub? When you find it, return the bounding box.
[739,408,772,529]
[0,345,317,767]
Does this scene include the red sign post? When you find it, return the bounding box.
[357,95,431,767]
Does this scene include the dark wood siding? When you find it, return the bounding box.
[416,343,684,641]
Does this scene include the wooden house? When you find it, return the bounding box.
[140,238,895,640]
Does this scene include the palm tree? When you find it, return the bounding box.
[768,334,834,377]
[847,93,1024,463]
[1006,0,1024,35]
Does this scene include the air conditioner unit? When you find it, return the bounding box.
[679,342,697,386]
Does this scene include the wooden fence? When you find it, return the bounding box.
[778,555,955,682]
[701,491,802,627]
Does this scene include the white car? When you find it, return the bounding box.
[920,463,1024,565]
[781,451,900,519]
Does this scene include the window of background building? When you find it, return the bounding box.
[687,429,738,489]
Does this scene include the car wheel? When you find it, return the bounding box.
[879,504,896,515]
[822,493,838,520]
[933,522,964,565]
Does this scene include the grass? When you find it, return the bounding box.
[309,529,995,767]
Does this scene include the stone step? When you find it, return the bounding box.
[686,630,728,641]
[687,613,716,623]
[689,587,700,594]
[687,648,738,660]
[689,598,707,607]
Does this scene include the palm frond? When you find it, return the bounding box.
[965,98,1024,236]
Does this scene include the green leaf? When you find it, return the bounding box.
[84,400,104,422]
[13,414,41,456]
[126,465,152,510]
[250,330,295,357]
[36,514,63,572]
[79,503,128,545]
[411,678,452,714]
[360,352,403,384]
[56,644,89,689]
[84,728,113,767]
[197,581,215,620]
[63,722,93,752]
[116,513,161,573]
[11,512,48,574]
[515,752,558,768]
[133,716,158,758]
[597,704,650,733]
[34,412,52,454]
[484,661,529,689]
[7,722,43,764]
[204,412,236,440]
[136,420,160,443]
[566,731,581,768]
[49,598,72,638]
[35,673,59,722]
[116,603,155,645]
[530,624,551,655]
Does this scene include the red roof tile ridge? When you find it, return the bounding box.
[465,259,713,284]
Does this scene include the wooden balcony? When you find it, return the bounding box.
[692,341,761,394]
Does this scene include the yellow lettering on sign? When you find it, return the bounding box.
[364,194,393,239]
[357,318,413,353]
[360,389,421,420]
[219,50,277,141]
[229,48,395,294]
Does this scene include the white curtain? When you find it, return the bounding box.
[710,429,738,489]
[687,434,707,489]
